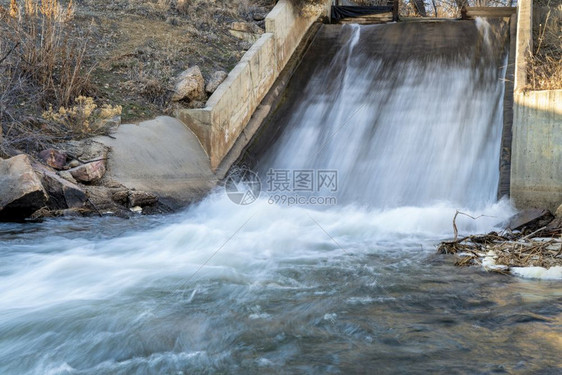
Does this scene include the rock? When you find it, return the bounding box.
[95,115,121,132]
[30,207,54,220]
[57,208,90,217]
[69,160,106,183]
[546,217,562,232]
[64,140,109,163]
[38,149,67,170]
[188,100,206,109]
[67,160,81,169]
[546,204,562,231]
[506,209,555,232]
[253,13,266,21]
[239,41,253,50]
[229,21,263,43]
[171,66,206,102]
[129,191,158,207]
[205,71,228,94]
[556,203,562,218]
[58,170,78,184]
[130,206,143,214]
[0,155,48,221]
[112,190,129,204]
[36,166,87,209]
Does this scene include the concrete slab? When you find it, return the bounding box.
[96,116,217,207]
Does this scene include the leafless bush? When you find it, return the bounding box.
[0,0,96,151]
[0,0,94,107]
[528,0,561,90]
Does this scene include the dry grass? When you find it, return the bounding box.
[398,0,514,18]
[0,0,93,107]
[528,0,562,90]
[1,0,276,156]
[0,0,97,154]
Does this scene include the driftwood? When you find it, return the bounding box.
[439,210,562,275]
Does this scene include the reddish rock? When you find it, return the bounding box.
[38,149,67,170]
[69,160,106,183]
[0,155,48,221]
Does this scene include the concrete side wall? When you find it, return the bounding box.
[511,0,562,212]
[177,0,331,170]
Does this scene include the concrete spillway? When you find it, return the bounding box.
[245,20,510,209]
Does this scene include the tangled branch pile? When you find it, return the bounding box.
[438,210,562,276]
[439,231,562,274]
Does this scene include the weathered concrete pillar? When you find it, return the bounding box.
[510,0,562,212]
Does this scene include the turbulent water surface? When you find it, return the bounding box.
[1,21,561,375]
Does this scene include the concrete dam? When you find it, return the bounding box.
[247,19,510,209]
[2,2,562,374]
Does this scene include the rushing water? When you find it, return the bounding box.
[1,21,561,375]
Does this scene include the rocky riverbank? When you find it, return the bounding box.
[0,140,170,221]
[0,0,280,221]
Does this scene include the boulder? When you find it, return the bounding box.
[38,149,67,170]
[556,203,562,219]
[58,170,78,184]
[129,191,158,207]
[205,71,228,94]
[0,155,48,221]
[69,160,106,183]
[546,203,562,231]
[506,209,554,232]
[95,115,121,133]
[64,139,109,163]
[229,22,264,43]
[171,66,206,102]
[35,165,87,209]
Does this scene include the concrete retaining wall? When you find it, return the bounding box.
[511,0,562,212]
[177,0,331,170]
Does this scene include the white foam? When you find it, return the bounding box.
[511,266,562,280]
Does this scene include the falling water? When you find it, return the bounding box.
[262,21,508,208]
[1,20,560,375]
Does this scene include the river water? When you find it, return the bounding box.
[1,21,561,375]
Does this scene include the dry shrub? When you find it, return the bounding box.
[0,0,93,107]
[42,96,122,137]
[528,0,562,90]
[139,78,170,106]
[398,0,515,18]
[0,0,97,152]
